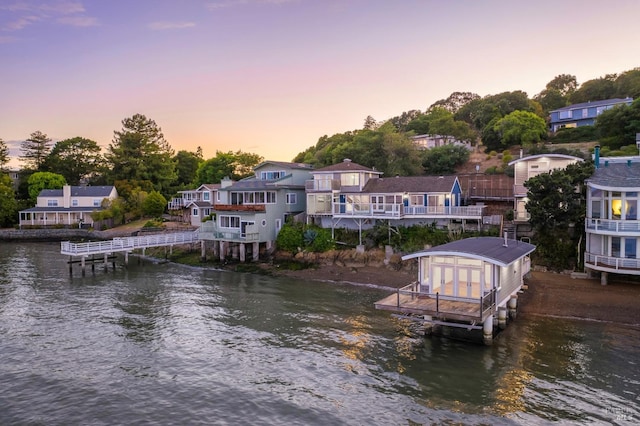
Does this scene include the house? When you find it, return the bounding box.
[508,153,584,221]
[584,147,640,285]
[306,159,485,245]
[374,236,535,344]
[549,98,633,133]
[168,184,221,227]
[411,134,472,150]
[198,161,314,262]
[19,185,118,229]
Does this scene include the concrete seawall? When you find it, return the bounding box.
[0,228,111,242]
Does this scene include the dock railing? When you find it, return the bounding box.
[61,231,200,256]
[394,283,496,320]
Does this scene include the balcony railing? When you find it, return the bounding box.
[331,202,484,218]
[214,204,266,212]
[584,252,640,272]
[585,218,640,233]
[305,179,341,191]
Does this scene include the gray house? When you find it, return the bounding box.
[199,160,313,261]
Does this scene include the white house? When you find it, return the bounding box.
[19,185,118,228]
[375,236,535,344]
[508,153,584,221]
[168,184,221,226]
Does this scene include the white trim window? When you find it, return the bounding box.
[266,192,276,204]
[72,199,78,207]
[286,193,297,204]
[192,208,199,216]
[260,171,285,180]
[93,199,101,207]
[203,192,210,201]
[47,200,58,207]
[220,215,240,228]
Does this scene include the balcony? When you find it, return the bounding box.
[214,204,266,212]
[199,222,260,242]
[584,252,640,274]
[305,179,341,191]
[331,202,484,219]
[585,218,640,234]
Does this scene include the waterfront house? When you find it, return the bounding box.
[198,160,313,261]
[374,236,535,344]
[19,185,118,229]
[508,153,584,221]
[549,98,633,133]
[168,184,221,226]
[306,159,485,245]
[584,147,640,285]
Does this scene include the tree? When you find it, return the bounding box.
[595,98,640,149]
[428,91,480,114]
[363,115,379,130]
[386,110,423,132]
[42,137,104,185]
[0,173,18,227]
[193,151,262,186]
[570,76,617,104]
[544,74,577,97]
[142,190,167,218]
[534,88,568,112]
[0,138,9,169]
[421,144,470,175]
[20,131,52,170]
[104,114,177,196]
[173,149,204,188]
[525,161,594,270]
[614,68,640,99]
[27,171,66,201]
[421,108,477,145]
[494,110,548,148]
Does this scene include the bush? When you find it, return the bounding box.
[550,126,596,143]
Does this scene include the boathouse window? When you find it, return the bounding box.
[286,193,297,204]
[47,200,58,207]
[220,215,240,228]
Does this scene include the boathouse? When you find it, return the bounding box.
[374,236,535,344]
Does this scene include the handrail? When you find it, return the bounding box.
[61,232,200,256]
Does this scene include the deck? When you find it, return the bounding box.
[374,283,496,322]
[60,232,200,256]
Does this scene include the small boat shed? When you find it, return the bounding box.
[375,236,535,344]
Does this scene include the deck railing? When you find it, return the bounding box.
[585,218,640,233]
[332,203,484,218]
[61,232,200,256]
[394,283,496,320]
[584,252,640,271]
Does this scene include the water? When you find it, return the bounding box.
[0,242,638,425]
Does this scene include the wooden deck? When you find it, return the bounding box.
[374,285,496,322]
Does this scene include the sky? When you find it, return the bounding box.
[1,0,639,168]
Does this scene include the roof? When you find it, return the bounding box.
[39,186,115,198]
[508,153,584,166]
[254,160,314,171]
[186,201,213,208]
[20,206,102,213]
[550,98,632,113]
[362,175,458,194]
[312,159,382,174]
[587,161,640,189]
[402,237,536,267]
[199,184,221,191]
[222,178,304,191]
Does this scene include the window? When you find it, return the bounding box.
[244,192,255,204]
[216,191,221,202]
[72,199,78,207]
[612,237,621,258]
[93,199,101,207]
[260,171,285,180]
[558,110,572,119]
[410,195,423,206]
[47,200,58,207]
[286,193,297,204]
[625,238,637,259]
[266,192,276,203]
[340,173,359,186]
[255,192,265,203]
[203,192,210,201]
[220,215,240,228]
[192,208,199,216]
[203,208,211,216]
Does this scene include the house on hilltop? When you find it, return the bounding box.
[549,98,633,132]
[19,185,118,229]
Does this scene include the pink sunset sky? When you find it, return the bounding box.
[1,0,639,167]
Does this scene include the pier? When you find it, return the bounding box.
[61,231,200,275]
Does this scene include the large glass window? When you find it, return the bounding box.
[266,192,276,203]
[559,110,572,119]
[48,200,58,207]
[260,171,285,180]
[340,173,359,186]
[286,193,297,204]
[625,238,637,259]
[611,192,622,219]
[591,200,601,219]
[612,237,621,258]
[220,216,240,228]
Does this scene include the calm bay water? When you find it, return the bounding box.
[0,242,638,425]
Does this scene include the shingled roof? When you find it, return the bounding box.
[361,175,458,193]
[312,159,381,173]
[39,186,115,198]
[402,237,536,267]
[587,161,640,189]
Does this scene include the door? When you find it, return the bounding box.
[431,265,454,296]
[458,268,481,298]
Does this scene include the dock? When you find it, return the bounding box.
[61,231,200,275]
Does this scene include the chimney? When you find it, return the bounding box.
[503,231,508,247]
[63,185,71,208]
[594,145,600,169]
